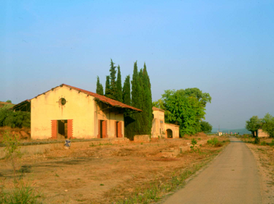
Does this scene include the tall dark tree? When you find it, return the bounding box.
[123,75,131,105]
[108,59,117,99]
[105,76,111,97]
[96,76,104,95]
[116,65,123,102]
[138,68,145,134]
[141,63,153,134]
[123,75,132,138]
[130,61,142,136]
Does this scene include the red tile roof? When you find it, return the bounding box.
[14,84,142,112]
[61,84,142,112]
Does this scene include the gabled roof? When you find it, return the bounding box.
[61,84,142,112]
[14,84,142,112]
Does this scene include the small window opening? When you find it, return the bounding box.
[60,98,66,106]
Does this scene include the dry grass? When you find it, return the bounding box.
[0,136,229,204]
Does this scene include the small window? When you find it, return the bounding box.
[60,98,66,105]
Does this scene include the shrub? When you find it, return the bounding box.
[207,138,222,147]
[260,141,267,146]
[269,140,274,147]
[0,107,30,128]
[0,181,42,204]
[190,138,197,150]
[3,131,22,177]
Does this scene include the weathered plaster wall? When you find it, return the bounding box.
[95,105,124,138]
[165,123,180,138]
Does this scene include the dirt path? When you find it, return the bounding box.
[163,137,262,204]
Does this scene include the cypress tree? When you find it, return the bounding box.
[123,75,131,105]
[96,76,104,95]
[116,65,123,102]
[138,68,145,134]
[105,76,111,97]
[123,75,131,138]
[109,59,117,99]
[142,63,153,134]
[131,61,142,135]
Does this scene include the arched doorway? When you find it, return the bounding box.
[166,129,173,138]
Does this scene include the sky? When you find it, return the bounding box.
[1,0,274,130]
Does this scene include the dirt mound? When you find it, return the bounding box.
[0,126,31,141]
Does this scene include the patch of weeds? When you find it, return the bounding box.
[260,141,267,146]
[115,163,208,204]
[198,138,201,141]
[55,173,59,177]
[207,138,222,147]
[100,184,104,186]
[18,165,32,174]
[0,181,42,204]
[269,140,274,147]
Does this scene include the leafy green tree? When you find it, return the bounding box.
[96,76,104,95]
[105,76,111,97]
[116,65,123,102]
[200,121,212,133]
[6,100,12,103]
[246,116,261,137]
[108,59,117,99]
[262,113,274,137]
[158,89,211,136]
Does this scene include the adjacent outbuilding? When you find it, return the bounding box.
[151,107,179,138]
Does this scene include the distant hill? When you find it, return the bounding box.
[212,128,250,135]
[0,101,14,108]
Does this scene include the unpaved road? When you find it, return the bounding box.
[163,137,262,204]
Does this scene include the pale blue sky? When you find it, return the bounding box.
[1,0,274,129]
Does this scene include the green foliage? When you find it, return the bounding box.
[116,65,123,102]
[6,100,12,103]
[254,136,260,144]
[245,116,261,137]
[190,138,197,150]
[141,64,153,135]
[96,76,104,95]
[262,113,274,138]
[207,138,222,147]
[108,59,117,100]
[200,121,212,133]
[105,76,111,97]
[123,75,131,106]
[269,140,274,147]
[260,141,267,146]
[130,61,142,137]
[0,106,30,128]
[156,88,211,136]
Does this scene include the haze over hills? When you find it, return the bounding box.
[212,128,250,135]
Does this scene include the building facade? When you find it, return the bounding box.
[151,107,179,138]
[14,84,141,140]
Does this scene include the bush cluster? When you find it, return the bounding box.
[0,107,30,128]
[207,138,222,147]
